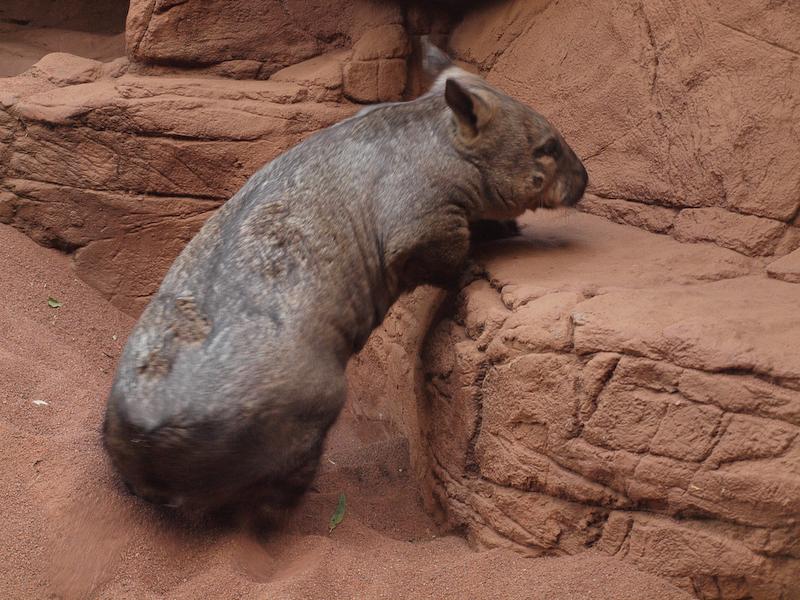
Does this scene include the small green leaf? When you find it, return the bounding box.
[328,493,346,534]
[47,297,63,308]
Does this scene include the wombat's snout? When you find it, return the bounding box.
[564,161,588,207]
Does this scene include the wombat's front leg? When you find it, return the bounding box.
[396,223,471,290]
[455,220,520,288]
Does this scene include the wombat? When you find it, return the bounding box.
[103,41,588,514]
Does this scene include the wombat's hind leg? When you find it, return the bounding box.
[243,441,326,533]
[266,457,322,509]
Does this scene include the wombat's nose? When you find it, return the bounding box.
[566,162,588,206]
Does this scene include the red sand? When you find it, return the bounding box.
[0,223,691,599]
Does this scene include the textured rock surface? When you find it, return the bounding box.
[125,0,408,83]
[449,0,800,258]
[352,212,800,599]
[767,248,800,284]
[122,0,452,102]
[0,63,356,313]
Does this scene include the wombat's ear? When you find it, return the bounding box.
[421,35,453,77]
[445,78,494,140]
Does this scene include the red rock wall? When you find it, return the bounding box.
[1,3,799,597]
[449,0,800,257]
[0,66,359,313]
[126,0,398,78]
[124,0,454,93]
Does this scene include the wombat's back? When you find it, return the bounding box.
[103,114,400,509]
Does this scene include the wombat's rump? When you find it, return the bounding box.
[103,41,588,514]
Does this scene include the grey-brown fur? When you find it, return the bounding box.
[103,41,588,514]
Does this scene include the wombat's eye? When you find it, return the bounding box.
[532,174,544,188]
[534,138,560,159]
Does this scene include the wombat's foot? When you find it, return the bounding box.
[239,486,313,537]
[244,504,295,538]
[238,454,322,534]
[469,219,521,244]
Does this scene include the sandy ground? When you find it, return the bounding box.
[0,223,692,599]
[0,24,125,77]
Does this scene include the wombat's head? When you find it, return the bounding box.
[422,39,588,216]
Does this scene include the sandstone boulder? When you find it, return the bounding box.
[126,0,405,77]
[767,248,800,284]
[0,64,356,313]
[351,212,800,599]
